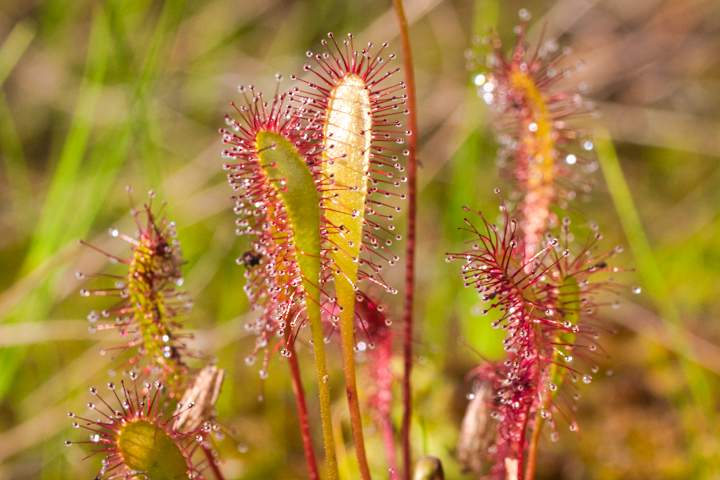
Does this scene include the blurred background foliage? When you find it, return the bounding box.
[0,0,719,478]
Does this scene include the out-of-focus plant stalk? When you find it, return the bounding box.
[203,445,226,480]
[392,1,418,479]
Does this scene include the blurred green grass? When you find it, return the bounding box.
[1,0,719,479]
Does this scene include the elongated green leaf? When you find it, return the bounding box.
[255,130,338,479]
[256,131,321,297]
[321,72,372,337]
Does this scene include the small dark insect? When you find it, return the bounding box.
[241,251,262,268]
[593,261,608,269]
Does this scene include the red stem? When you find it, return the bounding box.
[392,1,419,479]
[202,444,225,480]
[380,415,400,480]
[516,407,530,480]
[287,339,320,480]
[523,407,543,480]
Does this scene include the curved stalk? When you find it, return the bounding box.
[392,1,419,479]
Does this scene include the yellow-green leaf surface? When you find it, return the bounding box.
[322,73,372,297]
[549,276,579,390]
[256,131,321,300]
[117,420,188,480]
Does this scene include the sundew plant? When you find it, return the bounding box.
[2,1,720,479]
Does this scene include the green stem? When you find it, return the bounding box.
[305,301,339,480]
[337,280,372,480]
